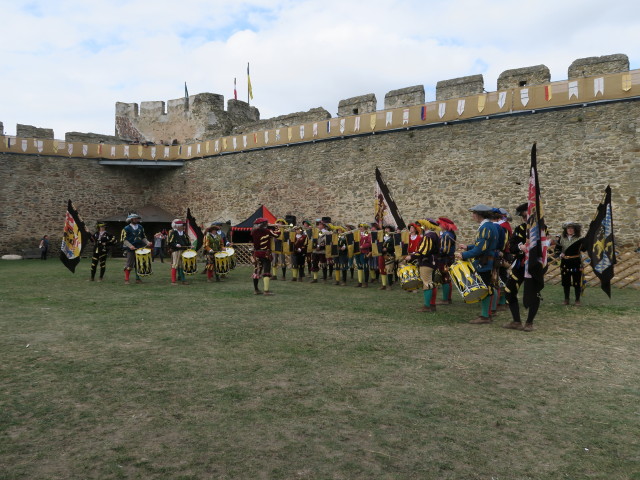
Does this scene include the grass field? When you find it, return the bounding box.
[1,258,639,479]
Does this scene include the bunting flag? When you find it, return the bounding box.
[247,63,254,101]
[544,85,553,101]
[374,167,406,230]
[421,105,427,120]
[523,143,549,308]
[234,77,237,100]
[584,185,616,298]
[186,208,204,251]
[59,199,89,273]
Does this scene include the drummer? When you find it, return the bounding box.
[203,222,224,282]
[455,204,499,324]
[406,219,440,313]
[168,219,191,285]
[122,213,152,285]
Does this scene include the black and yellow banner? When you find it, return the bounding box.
[59,199,89,273]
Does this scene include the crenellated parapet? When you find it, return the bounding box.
[114,92,259,144]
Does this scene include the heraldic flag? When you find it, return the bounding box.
[374,167,406,230]
[584,185,616,298]
[186,208,204,251]
[60,199,89,273]
[523,143,549,308]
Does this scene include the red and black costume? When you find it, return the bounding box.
[251,218,280,294]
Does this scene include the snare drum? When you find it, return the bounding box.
[182,249,198,275]
[398,264,422,291]
[449,260,488,303]
[135,248,153,276]
[225,247,237,270]
[214,251,230,274]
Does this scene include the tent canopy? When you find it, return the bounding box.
[232,205,277,231]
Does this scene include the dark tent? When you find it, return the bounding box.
[231,205,277,242]
[101,205,175,254]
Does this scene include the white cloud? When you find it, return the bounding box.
[1,0,639,137]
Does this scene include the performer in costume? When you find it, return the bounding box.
[168,219,191,285]
[407,223,423,255]
[251,218,280,295]
[455,204,499,324]
[407,219,440,312]
[489,208,508,315]
[494,208,512,311]
[203,222,224,282]
[437,217,457,304]
[291,225,308,282]
[272,218,289,280]
[369,223,381,284]
[311,220,330,283]
[354,223,372,287]
[89,222,117,281]
[502,203,542,332]
[379,225,396,290]
[555,222,585,305]
[122,213,152,284]
[301,219,313,277]
[335,226,350,286]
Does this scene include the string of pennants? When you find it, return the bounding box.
[2,71,638,161]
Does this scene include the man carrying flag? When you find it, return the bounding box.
[520,143,549,331]
[584,185,616,298]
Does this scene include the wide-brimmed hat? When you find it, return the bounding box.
[438,217,458,231]
[96,221,106,228]
[562,221,582,229]
[469,204,493,213]
[126,213,141,222]
[515,203,528,216]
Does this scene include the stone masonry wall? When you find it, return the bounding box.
[0,156,161,253]
[147,100,639,249]
[1,94,638,255]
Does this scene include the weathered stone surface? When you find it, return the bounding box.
[232,107,330,135]
[384,85,425,109]
[568,54,629,79]
[338,94,377,116]
[2,100,638,254]
[65,132,122,144]
[436,75,484,101]
[497,65,550,90]
[16,124,54,139]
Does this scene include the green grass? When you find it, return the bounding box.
[1,258,639,479]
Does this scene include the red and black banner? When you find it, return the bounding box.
[186,208,204,251]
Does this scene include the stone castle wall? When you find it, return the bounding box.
[1,53,638,254]
[1,99,638,254]
[147,99,639,249]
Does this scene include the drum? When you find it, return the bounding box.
[398,264,422,291]
[449,260,489,303]
[182,249,198,275]
[214,251,230,274]
[135,248,152,276]
[225,247,237,270]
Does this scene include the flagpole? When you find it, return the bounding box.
[247,63,250,106]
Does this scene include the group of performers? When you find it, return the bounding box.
[250,204,587,332]
[85,207,587,331]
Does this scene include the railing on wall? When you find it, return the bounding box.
[2,70,639,161]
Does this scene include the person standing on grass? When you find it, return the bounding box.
[122,213,152,285]
[455,204,499,324]
[167,219,191,286]
[502,203,539,332]
[89,222,117,282]
[555,222,585,306]
[39,235,49,260]
[251,218,280,295]
[406,219,440,313]
[152,231,166,263]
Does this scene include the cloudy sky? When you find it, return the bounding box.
[2,0,639,138]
